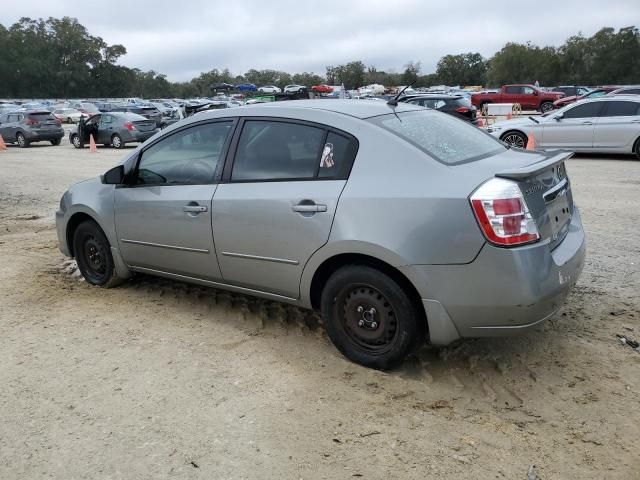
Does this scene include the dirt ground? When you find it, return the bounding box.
[1,135,639,480]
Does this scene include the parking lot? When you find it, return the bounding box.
[1,137,639,479]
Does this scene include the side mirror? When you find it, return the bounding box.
[101,165,125,185]
[555,113,564,121]
[533,90,538,96]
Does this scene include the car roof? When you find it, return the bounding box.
[575,95,640,104]
[403,94,463,100]
[242,99,423,119]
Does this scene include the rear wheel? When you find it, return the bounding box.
[540,102,553,113]
[16,132,29,148]
[67,117,73,124]
[111,133,123,149]
[72,220,123,288]
[321,265,425,370]
[51,138,61,146]
[501,130,527,149]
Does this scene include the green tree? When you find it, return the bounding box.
[436,53,487,86]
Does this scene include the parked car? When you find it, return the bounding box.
[400,94,478,123]
[236,83,258,92]
[110,105,163,128]
[472,85,563,113]
[69,102,100,115]
[552,87,618,109]
[284,84,307,93]
[56,100,585,369]
[69,112,158,149]
[0,110,63,147]
[487,96,640,158]
[52,108,86,123]
[551,86,591,97]
[0,103,21,115]
[607,86,640,96]
[312,85,334,93]
[258,85,282,94]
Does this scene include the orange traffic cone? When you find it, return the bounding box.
[526,131,536,151]
[89,134,97,153]
[476,116,484,127]
[0,134,6,150]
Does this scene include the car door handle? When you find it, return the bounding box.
[632,119,640,123]
[183,205,207,213]
[581,121,593,125]
[291,203,327,213]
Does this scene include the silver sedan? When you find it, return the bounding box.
[488,96,640,158]
[56,100,586,369]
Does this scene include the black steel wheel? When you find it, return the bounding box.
[321,265,425,369]
[51,138,61,146]
[72,220,123,287]
[501,131,527,149]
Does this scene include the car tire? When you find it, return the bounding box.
[67,117,73,124]
[72,220,124,288]
[111,134,123,149]
[501,130,528,149]
[50,138,61,146]
[540,102,553,113]
[71,134,81,149]
[320,265,426,370]
[634,137,640,160]
[16,132,29,148]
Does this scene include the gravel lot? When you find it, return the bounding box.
[1,136,639,479]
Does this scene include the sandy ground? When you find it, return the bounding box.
[0,136,639,480]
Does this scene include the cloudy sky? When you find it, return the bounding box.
[1,0,638,81]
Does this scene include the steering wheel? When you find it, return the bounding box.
[179,159,214,183]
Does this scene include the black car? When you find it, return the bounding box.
[550,86,591,97]
[110,105,163,128]
[210,82,235,91]
[399,94,478,123]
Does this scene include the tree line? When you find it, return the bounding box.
[1,17,638,99]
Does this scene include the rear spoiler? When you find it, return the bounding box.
[495,150,573,180]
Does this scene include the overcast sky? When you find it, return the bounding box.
[1,0,638,81]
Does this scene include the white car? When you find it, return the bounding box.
[52,108,85,123]
[284,84,306,93]
[258,85,281,94]
[487,96,640,158]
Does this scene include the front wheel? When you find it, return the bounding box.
[71,134,82,148]
[501,131,528,149]
[540,102,553,113]
[634,137,640,160]
[321,265,425,370]
[72,220,123,287]
[111,133,123,149]
[16,132,29,148]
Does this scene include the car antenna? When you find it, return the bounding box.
[387,81,416,107]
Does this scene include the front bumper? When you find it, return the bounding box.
[401,207,586,344]
[55,209,70,256]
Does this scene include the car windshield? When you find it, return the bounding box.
[369,110,504,165]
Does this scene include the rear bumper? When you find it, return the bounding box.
[25,129,64,141]
[401,207,586,344]
[122,130,157,143]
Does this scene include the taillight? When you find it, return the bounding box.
[55,119,62,126]
[124,122,136,131]
[455,107,469,113]
[25,118,38,126]
[470,178,540,247]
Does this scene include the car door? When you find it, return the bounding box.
[501,86,523,106]
[540,102,603,149]
[114,120,236,280]
[98,114,114,144]
[520,86,538,110]
[592,100,640,151]
[0,114,10,139]
[212,118,358,298]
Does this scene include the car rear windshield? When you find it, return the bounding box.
[28,112,55,120]
[369,110,504,165]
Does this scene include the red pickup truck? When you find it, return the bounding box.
[471,85,563,113]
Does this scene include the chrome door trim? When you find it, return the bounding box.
[121,238,210,254]
[221,251,299,265]
[130,266,298,302]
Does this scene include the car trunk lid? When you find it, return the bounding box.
[496,150,574,250]
[132,120,156,132]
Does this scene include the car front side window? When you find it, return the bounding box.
[136,122,233,185]
[562,103,603,119]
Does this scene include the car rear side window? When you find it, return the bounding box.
[601,101,640,117]
[370,110,504,165]
[318,132,358,179]
[136,122,232,185]
[505,86,522,94]
[563,102,603,119]
[232,120,325,181]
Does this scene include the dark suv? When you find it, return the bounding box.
[110,105,163,128]
[400,94,478,123]
[0,110,64,147]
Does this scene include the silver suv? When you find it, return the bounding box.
[56,100,585,369]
